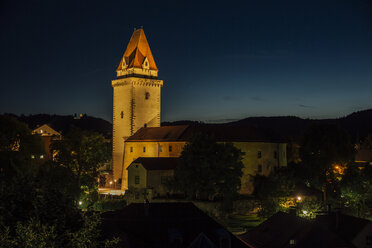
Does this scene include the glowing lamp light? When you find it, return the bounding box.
[78,201,82,205]
[297,196,302,201]
[302,210,308,215]
[110,181,113,185]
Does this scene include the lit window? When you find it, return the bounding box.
[40,155,44,159]
[290,239,296,245]
[31,155,35,159]
[169,145,172,152]
[258,151,262,158]
[145,92,150,100]
[40,130,43,133]
[135,176,140,184]
[130,147,133,153]
[257,164,262,173]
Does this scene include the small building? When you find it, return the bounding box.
[101,202,249,248]
[127,157,178,200]
[32,124,62,160]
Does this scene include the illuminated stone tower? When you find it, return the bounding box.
[112,29,163,189]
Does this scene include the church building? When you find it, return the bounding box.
[112,29,287,194]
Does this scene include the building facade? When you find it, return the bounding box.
[112,29,163,186]
[123,125,287,194]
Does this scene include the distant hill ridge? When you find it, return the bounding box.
[6,114,112,139]
[5,109,371,142]
[163,109,372,142]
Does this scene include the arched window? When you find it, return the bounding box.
[145,92,150,100]
[120,111,124,119]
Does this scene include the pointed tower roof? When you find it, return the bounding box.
[117,29,158,71]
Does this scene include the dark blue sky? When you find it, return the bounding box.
[1,0,371,122]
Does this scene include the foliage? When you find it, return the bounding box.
[0,117,119,247]
[297,198,323,219]
[93,198,127,212]
[51,127,111,205]
[0,115,44,158]
[0,214,120,248]
[170,133,244,209]
[339,165,372,217]
[299,124,354,200]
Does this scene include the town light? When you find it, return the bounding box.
[110,181,113,185]
[297,196,302,201]
[302,210,308,215]
[79,201,82,205]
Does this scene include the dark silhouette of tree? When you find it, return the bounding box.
[300,124,354,201]
[170,133,244,210]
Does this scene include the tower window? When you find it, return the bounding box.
[130,147,133,153]
[169,145,172,152]
[159,146,163,152]
[120,111,124,119]
[257,164,262,173]
[143,146,146,153]
[134,176,139,184]
[135,176,140,184]
[258,151,262,158]
[145,92,150,100]
[144,123,147,128]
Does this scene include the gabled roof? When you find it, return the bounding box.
[101,202,248,247]
[32,124,61,137]
[239,212,355,248]
[126,124,285,143]
[117,28,158,71]
[129,157,178,170]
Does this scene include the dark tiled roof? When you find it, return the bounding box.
[129,157,178,170]
[101,202,248,248]
[316,213,370,241]
[127,124,285,143]
[239,212,355,248]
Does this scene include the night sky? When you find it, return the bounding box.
[1,0,371,122]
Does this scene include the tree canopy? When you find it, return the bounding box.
[170,133,244,207]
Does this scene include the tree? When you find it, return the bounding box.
[300,124,354,201]
[340,165,372,217]
[170,133,244,209]
[51,127,111,205]
[0,117,119,247]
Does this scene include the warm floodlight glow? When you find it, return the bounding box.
[110,181,113,185]
[297,196,302,201]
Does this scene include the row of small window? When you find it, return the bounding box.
[130,145,173,153]
[257,151,278,159]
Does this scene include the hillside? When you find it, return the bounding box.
[9,114,112,139]
[163,109,372,142]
